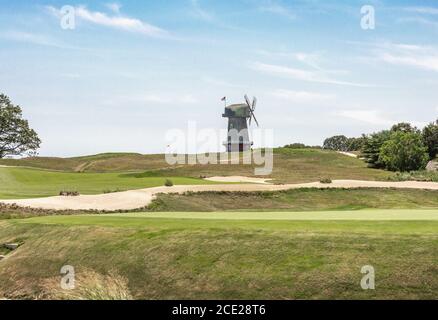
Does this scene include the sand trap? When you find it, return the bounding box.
[204,176,272,184]
[2,180,438,211]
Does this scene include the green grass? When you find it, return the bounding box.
[0,148,397,199]
[103,209,438,221]
[0,211,436,299]
[0,148,394,183]
[146,188,438,212]
[0,167,216,199]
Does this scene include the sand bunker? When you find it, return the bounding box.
[2,180,438,211]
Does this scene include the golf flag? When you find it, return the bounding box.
[221,96,226,101]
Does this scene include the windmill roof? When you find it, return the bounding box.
[223,103,251,118]
[226,103,248,111]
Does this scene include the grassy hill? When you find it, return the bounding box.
[0,148,392,182]
[0,211,436,299]
[0,167,215,199]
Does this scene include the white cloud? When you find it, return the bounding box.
[271,89,335,103]
[46,5,167,37]
[103,93,199,106]
[106,3,122,14]
[259,3,296,19]
[202,77,245,88]
[191,0,214,22]
[250,62,374,87]
[0,30,58,46]
[375,42,438,72]
[0,30,81,50]
[403,7,438,15]
[336,110,394,126]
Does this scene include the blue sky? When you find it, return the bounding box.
[1,0,437,156]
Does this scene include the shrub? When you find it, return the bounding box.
[164,179,173,187]
[320,177,332,184]
[59,191,80,196]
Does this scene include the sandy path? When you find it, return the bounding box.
[204,176,272,184]
[338,152,358,158]
[2,180,438,211]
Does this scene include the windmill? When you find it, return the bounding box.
[222,94,259,152]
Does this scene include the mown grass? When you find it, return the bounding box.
[0,167,216,199]
[146,188,438,212]
[0,214,436,299]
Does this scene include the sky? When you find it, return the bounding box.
[0,0,438,156]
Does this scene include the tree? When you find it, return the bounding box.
[379,131,429,172]
[360,130,391,168]
[390,122,417,134]
[422,120,438,159]
[0,94,41,158]
[323,135,349,151]
[284,143,306,149]
[347,136,366,151]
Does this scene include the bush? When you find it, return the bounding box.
[59,190,80,196]
[164,179,173,187]
[379,131,429,172]
[320,177,332,184]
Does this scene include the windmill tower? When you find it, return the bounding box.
[222,95,259,152]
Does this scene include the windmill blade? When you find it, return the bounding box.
[252,96,257,111]
[244,94,251,107]
[248,107,259,127]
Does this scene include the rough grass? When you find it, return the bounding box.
[146,188,438,212]
[41,269,132,300]
[387,171,438,182]
[0,214,436,299]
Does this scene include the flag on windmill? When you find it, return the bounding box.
[221,96,227,107]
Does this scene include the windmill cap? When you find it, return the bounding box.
[223,103,251,118]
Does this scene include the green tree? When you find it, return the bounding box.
[361,130,391,168]
[422,120,438,159]
[0,94,41,158]
[323,135,349,151]
[390,122,417,133]
[347,136,366,151]
[379,131,429,172]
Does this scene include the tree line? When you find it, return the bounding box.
[323,121,438,172]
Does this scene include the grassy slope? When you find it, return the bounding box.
[0,213,436,299]
[147,188,438,212]
[0,148,394,182]
[0,167,216,199]
[0,148,395,199]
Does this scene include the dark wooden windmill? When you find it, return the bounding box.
[222,95,259,152]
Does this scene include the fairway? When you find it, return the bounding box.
[105,209,438,220]
[0,166,216,199]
